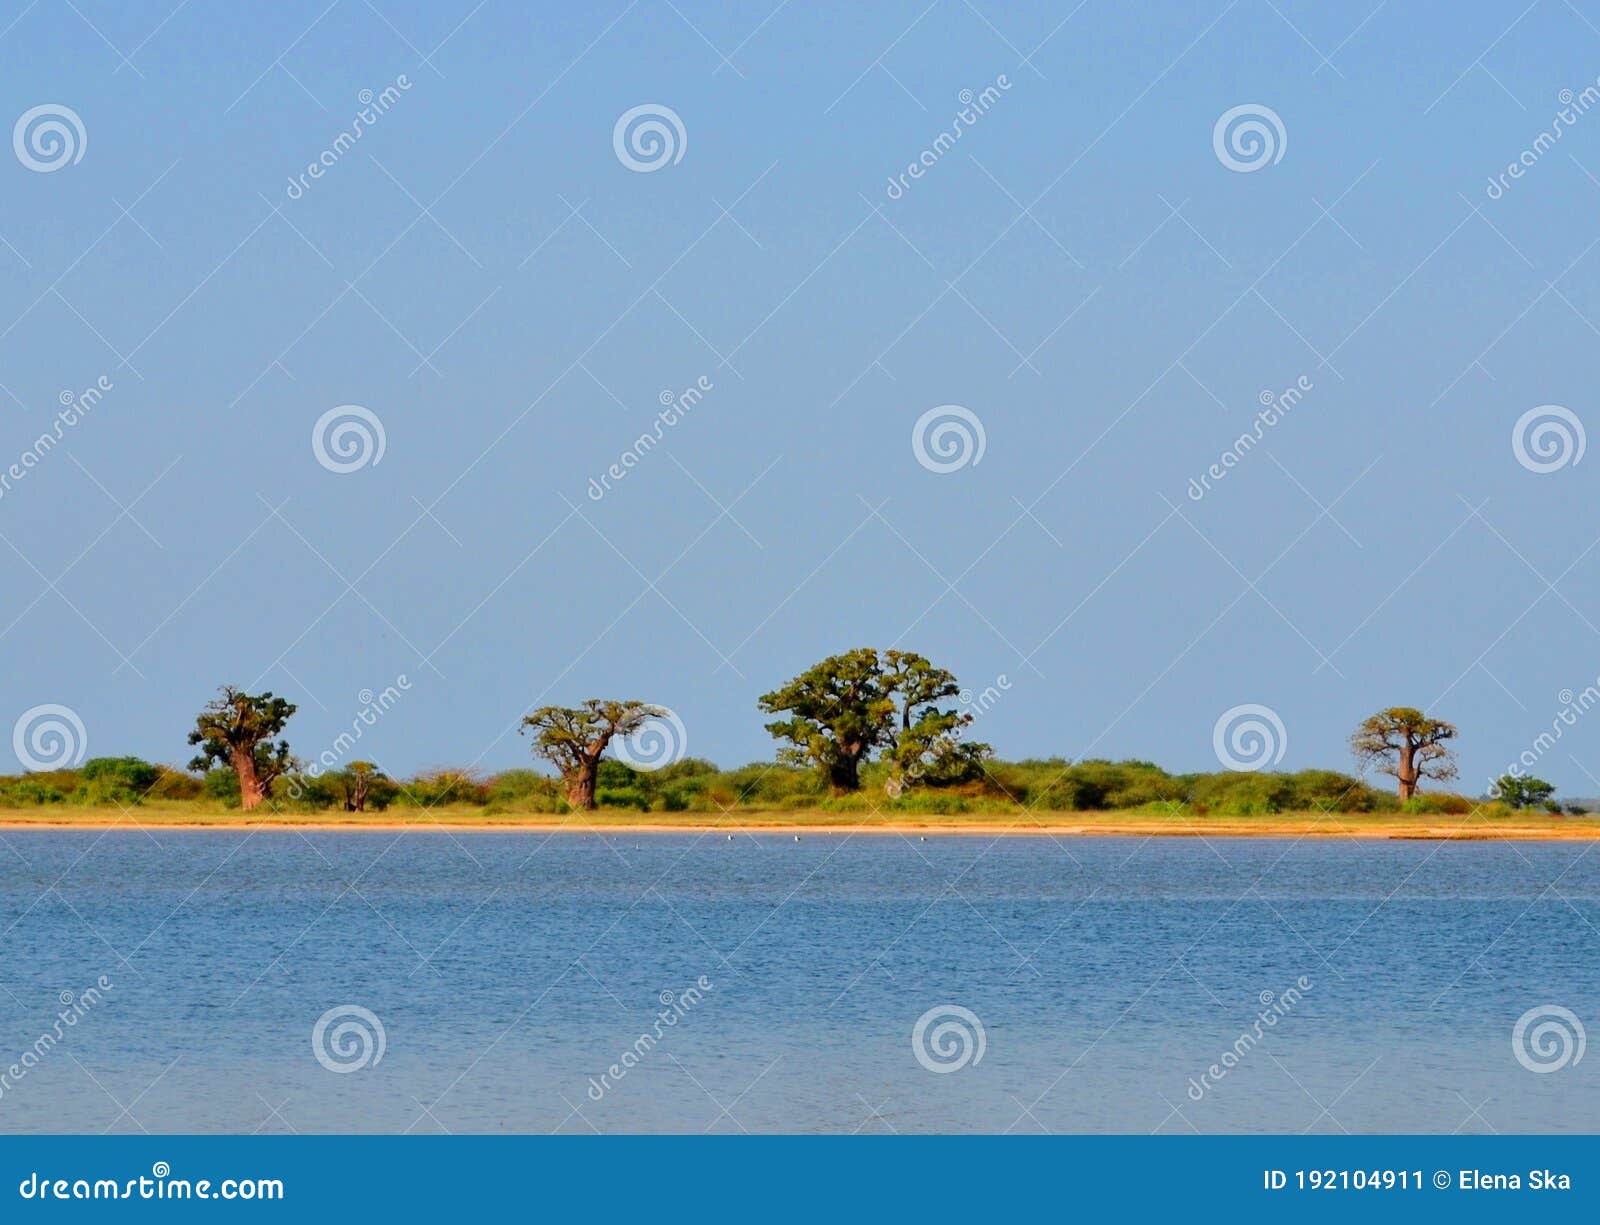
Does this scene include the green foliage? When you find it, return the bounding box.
[759,648,988,792]
[201,768,241,805]
[1493,774,1556,810]
[1401,792,1475,815]
[392,769,487,807]
[0,779,67,805]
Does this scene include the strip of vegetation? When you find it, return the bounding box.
[0,651,1586,820]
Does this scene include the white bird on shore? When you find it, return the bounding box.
[793,835,800,842]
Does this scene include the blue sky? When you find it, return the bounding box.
[3,0,1600,793]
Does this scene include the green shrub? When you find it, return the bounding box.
[597,788,649,811]
[0,780,66,805]
[1401,793,1475,815]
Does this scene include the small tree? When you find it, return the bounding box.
[1349,707,1457,801]
[332,761,390,812]
[187,686,297,810]
[521,700,665,810]
[1494,774,1556,810]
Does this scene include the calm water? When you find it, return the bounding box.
[0,831,1595,1134]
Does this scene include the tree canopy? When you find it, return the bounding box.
[187,686,297,810]
[521,699,665,809]
[1350,707,1457,800]
[759,648,989,793]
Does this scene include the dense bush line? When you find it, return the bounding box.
[0,754,1573,818]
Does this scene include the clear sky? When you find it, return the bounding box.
[3,1,1599,794]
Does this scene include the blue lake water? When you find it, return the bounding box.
[0,831,1595,1134]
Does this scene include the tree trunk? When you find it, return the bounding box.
[1397,741,1417,800]
[566,760,599,810]
[828,753,861,794]
[352,778,368,812]
[234,751,266,810]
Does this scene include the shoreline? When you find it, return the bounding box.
[2,812,1598,840]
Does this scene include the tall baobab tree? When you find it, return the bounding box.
[521,700,664,809]
[187,686,297,810]
[1350,707,1457,800]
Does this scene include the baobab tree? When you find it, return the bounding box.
[187,687,297,810]
[521,699,665,809]
[1350,707,1457,801]
[759,648,986,793]
[333,761,387,812]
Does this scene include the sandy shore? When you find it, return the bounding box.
[2,812,1597,839]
